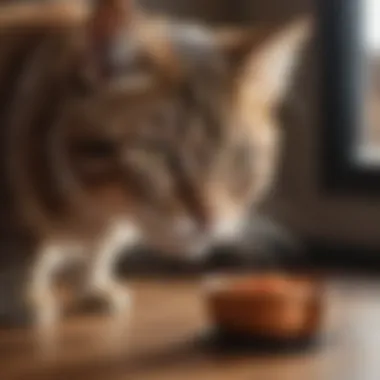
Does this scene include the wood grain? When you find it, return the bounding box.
[0,277,380,380]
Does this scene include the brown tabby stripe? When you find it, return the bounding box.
[155,81,226,226]
[0,37,34,205]
[4,26,80,229]
[166,150,210,227]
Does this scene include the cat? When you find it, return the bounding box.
[1,0,310,329]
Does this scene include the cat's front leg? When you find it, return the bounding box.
[28,243,66,329]
[84,220,141,316]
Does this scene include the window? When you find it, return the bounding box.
[361,0,380,158]
[320,0,380,193]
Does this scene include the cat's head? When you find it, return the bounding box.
[60,0,310,253]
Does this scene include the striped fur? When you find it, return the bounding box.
[0,1,310,330]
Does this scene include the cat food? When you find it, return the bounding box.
[204,274,324,340]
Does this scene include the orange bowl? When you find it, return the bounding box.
[204,273,325,340]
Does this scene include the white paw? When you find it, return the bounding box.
[108,286,132,316]
[29,291,60,329]
[81,284,133,317]
[38,303,59,328]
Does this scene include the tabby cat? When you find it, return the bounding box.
[1,0,309,328]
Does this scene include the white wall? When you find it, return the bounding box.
[364,0,380,52]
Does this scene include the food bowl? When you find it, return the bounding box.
[204,273,324,341]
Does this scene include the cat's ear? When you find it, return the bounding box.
[216,18,311,104]
[84,0,137,78]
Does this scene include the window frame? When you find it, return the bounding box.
[319,0,380,194]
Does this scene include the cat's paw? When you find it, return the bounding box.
[106,284,132,315]
[28,291,60,332]
[73,284,132,317]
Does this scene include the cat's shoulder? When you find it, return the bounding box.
[0,1,88,30]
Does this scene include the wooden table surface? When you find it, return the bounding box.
[1,276,380,380]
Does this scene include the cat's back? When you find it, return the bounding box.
[0,1,87,60]
[0,1,87,31]
[0,2,89,236]
[0,1,88,96]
